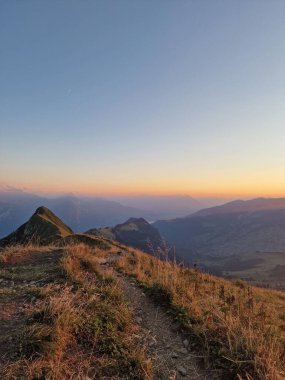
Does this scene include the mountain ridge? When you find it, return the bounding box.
[0,206,73,247]
[154,198,285,258]
[191,197,285,217]
[86,217,162,253]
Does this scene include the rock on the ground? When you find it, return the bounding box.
[183,338,189,348]
[178,347,188,354]
[177,366,187,376]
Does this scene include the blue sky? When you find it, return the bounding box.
[1,1,285,197]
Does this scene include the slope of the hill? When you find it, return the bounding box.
[0,244,210,379]
[0,206,73,247]
[1,243,284,379]
[116,247,285,380]
[0,246,153,379]
[154,198,285,258]
[86,217,163,253]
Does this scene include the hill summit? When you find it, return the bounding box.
[86,217,162,253]
[0,206,73,247]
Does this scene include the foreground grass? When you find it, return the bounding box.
[0,243,57,265]
[116,248,285,380]
[1,244,152,380]
[2,242,285,379]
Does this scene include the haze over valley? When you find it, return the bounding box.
[0,187,208,238]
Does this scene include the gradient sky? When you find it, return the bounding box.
[1,1,285,197]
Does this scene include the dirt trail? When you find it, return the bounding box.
[1,249,215,379]
[0,250,63,367]
[100,254,213,380]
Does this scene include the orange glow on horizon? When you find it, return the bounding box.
[2,179,285,199]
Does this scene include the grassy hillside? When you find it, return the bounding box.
[0,242,284,379]
[0,244,152,379]
[202,251,285,291]
[116,249,285,379]
[0,206,73,247]
[34,206,73,236]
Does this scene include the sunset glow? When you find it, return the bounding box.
[1,1,285,199]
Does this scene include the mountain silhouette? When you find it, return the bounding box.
[86,217,162,253]
[0,206,73,247]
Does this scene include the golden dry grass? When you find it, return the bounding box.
[0,243,57,265]
[2,242,285,379]
[116,248,285,380]
[1,244,152,380]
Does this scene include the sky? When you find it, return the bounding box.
[1,1,285,198]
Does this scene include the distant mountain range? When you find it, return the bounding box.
[86,217,162,253]
[0,190,204,238]
[108,195,203,219]
[154,198,285,259]
[194,198,285,216]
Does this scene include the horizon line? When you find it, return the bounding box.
[1,184,285,200]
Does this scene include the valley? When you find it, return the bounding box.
[153,198,285,289]
[201,251,285,291]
